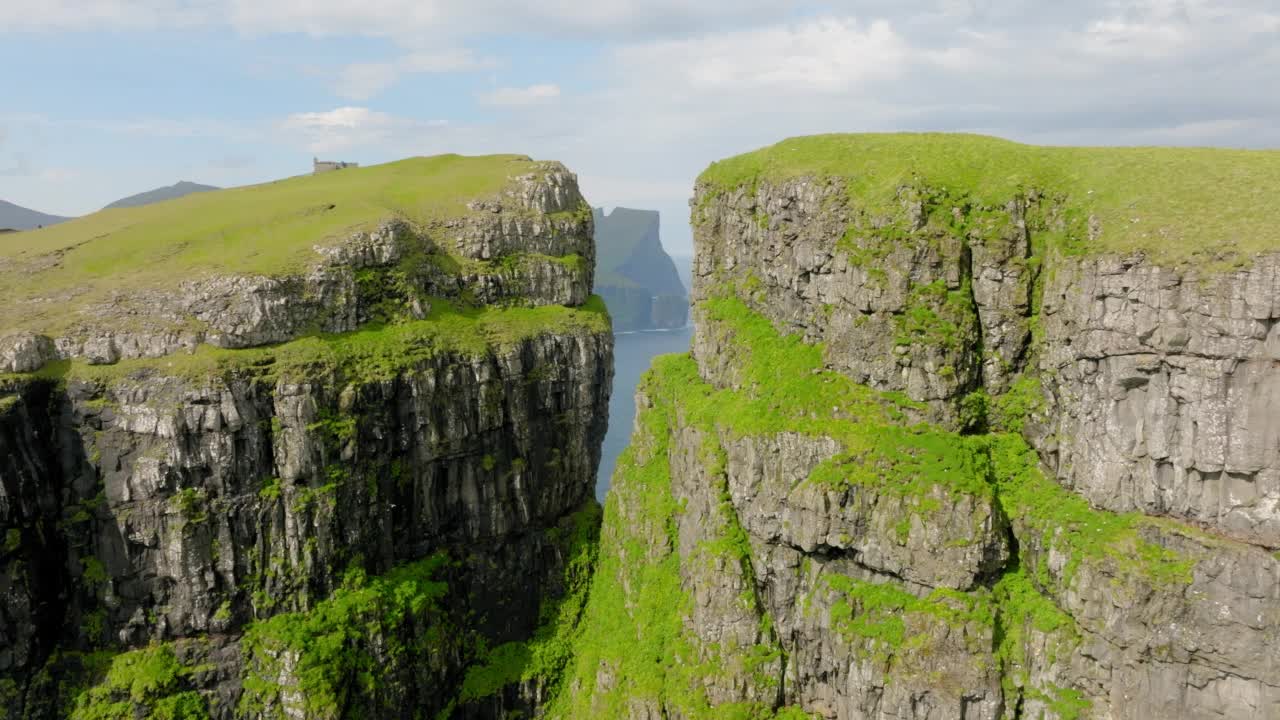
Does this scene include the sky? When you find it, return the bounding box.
[1,0,1278,254]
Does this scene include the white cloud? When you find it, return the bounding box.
[334,63,402,101]
[1072,0,1280,60]
[281,107,402,152]
[1132,117,1270,142]
[283,107,393,130]
[37,167,82,182]
[618,18,908,96]
[0,0,208,31]
[0,154,33,177]
[0,0,792,37]
[334,49,493,100]
[226,0,444,37]
[225,0,791,38]
[278,106,451,153]
[7,1,1280,249]
[479,84,561,107]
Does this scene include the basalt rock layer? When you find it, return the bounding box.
[551,135,1280,720]
[0,155,612,719]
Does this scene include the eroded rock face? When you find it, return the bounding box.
[1015,512,1280,720]
[690,178,1041,426]
[560,173,1279,720]
[10,331,606,636]
[1038,254,1280,547]
[0,333,56,373]
[691,177,1280,551]
[0,320,612,720]
[718,431,1007,593]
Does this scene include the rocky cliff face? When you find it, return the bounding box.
[1036,255,1280,547]
[0,157,612,719]
[552,135,1279,720]
[593,207,689,331]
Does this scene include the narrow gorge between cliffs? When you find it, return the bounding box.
[2,134,1278,720]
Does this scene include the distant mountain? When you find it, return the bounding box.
[0,199,71,231]
[104,181,219,210]
[593,207,689,331]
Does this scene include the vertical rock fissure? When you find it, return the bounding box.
[960,237,988,431]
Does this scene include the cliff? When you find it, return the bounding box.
[0,154,613,719]
[551,135,1280,719]
[593,208,689,331]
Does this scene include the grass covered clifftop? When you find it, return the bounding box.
[0,154,582,337]
[0,153,598,372]
[5,154,537,279]
[698,133,1280,263]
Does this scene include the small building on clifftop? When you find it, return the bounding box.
[313,157,359,174]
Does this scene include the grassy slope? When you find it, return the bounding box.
[699,133,1280,263]
[0,154,544,333]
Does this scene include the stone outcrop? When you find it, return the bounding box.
[0,159,612,719]
[552,136,1280,720]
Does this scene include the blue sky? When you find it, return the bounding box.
[2,0,1278,254]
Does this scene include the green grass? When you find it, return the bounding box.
[892,279,978,352]
[545,297,996,717]
[4,295,610,385]
[543,382,701,717]
[0,153,559,334]
[985,432,1196,589]
[698,133,1280,263]
[68,645,210,720]
[826,574,995,661]
[689,295,993,503]
[544,369,798,720]
[457,503,602,705]
[239,554,453,717]
[992,565,1088,719]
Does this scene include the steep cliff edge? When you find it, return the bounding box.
[553,135,1279,719]
[593,208,689,331]
[0,154,613,719]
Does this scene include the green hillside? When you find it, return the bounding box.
[0,154,552,333]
